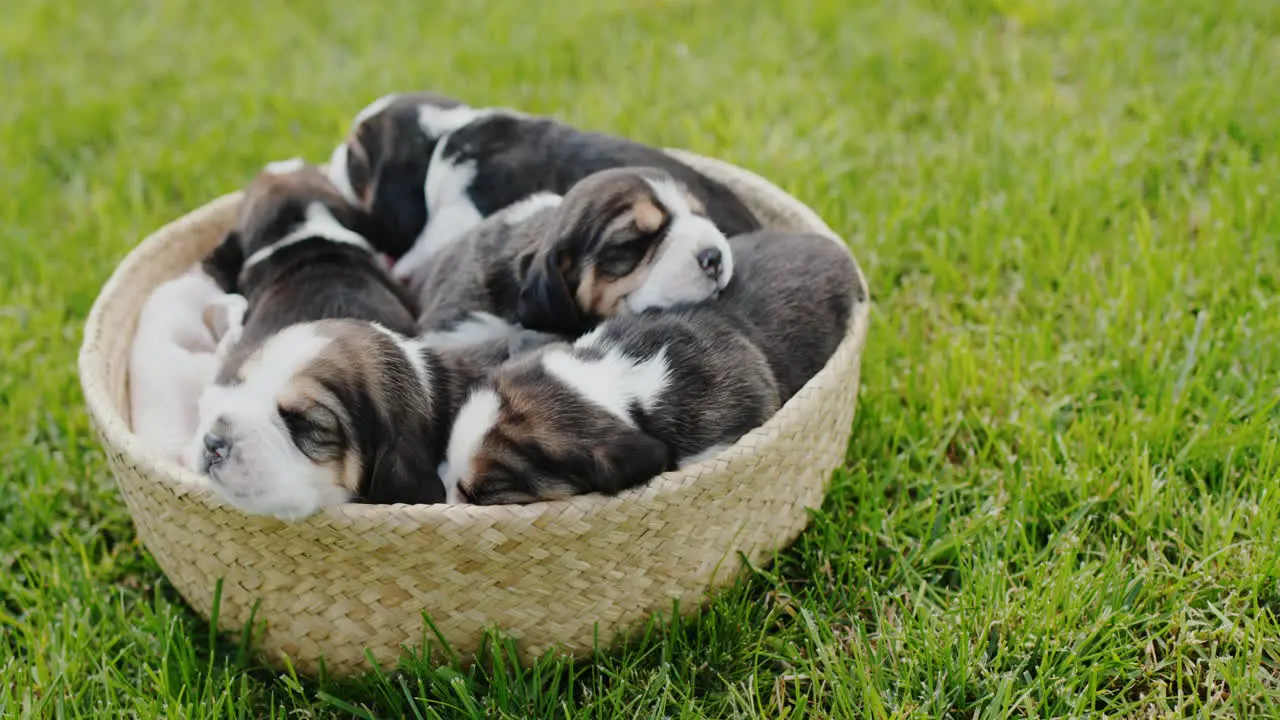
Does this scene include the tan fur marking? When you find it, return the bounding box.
[631,196,666,233]
[683,190,707,216]
[576,263,654,316]
[338,447,363,493]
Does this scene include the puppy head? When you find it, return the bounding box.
[204,159,379,293]
[441,343,672,505]
[325,92,477,256]
[516,167,734,335]
[188,319,445,520]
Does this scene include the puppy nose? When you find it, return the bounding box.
[697,248,723,279]
[203,432,231,462]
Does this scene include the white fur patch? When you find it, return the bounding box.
[242,201,374,270]
[369,323,431,392]
[352,93,401,129]
[391,139,484,282]
[130,270,226,466]
[442,387,503,503]
[188,323,347,521]
[326,143,359,205]
[625,178,734,313]
[541,345,670,426]
[419,312,518,349]
[416,104,489,138]
[501,192,562,225]
[573,325,608,351]
[264,157,307,175]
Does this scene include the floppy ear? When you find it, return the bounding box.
[516,250,584,336]
[367,159,428,258]
[363,442,447,505]
[586,426,673,495]
[201,230,245,292]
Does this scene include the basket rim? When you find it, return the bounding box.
[77,149,872,525]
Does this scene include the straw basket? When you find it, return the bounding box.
[77,149,871,677]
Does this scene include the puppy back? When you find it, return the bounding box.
[719,231,863,402]
[443,114,760,236]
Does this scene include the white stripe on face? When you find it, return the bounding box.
[622,177,734,314]
[442,387,502,503]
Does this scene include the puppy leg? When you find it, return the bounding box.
[205,294,248,359]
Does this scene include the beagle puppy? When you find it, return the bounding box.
[441,230,862,505]
[185,316,561,520]
[324,92,762,283]
[411,166,734,337]
[199,158,419,360]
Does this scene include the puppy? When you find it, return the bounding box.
[185,316,561,520]
[128,268,232,465]
[324,92,762,281]
[200,159,419,361]
[441,231,861,505]
[412,166,734,337]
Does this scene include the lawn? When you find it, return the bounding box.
[3,0,1280,716]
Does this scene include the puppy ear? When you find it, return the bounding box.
[516,250,584,336]
[586,427,673,495]
[364,443,447,505]
[367,159,428,258]
[201,231,244,292]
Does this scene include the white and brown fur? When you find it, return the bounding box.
[441,230,863,505]
[186,318,503,520]
[324,92,761,283]
[411,166,734,338]
[200,159,419,364]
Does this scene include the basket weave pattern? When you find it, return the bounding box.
[78,151,871,676]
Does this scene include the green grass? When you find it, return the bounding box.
[3,0,1280,716]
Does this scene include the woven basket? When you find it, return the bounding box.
[77,149,871,677]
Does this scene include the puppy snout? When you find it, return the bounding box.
[696,248,723,280]
[202,431,231,466]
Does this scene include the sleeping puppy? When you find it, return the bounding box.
[324,92,762,281]
[411,166,734,337]
[705,230,863,403]
[128,268,235,465]
[200,158,419,359]
[440,231,861,505]
[185,317,559,520]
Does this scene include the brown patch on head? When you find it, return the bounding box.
[239,163,344,232]
[457,351,674,505]
[458,367,582,504]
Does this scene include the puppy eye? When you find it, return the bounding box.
[595,235,657,277]
[280,405,341,448]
